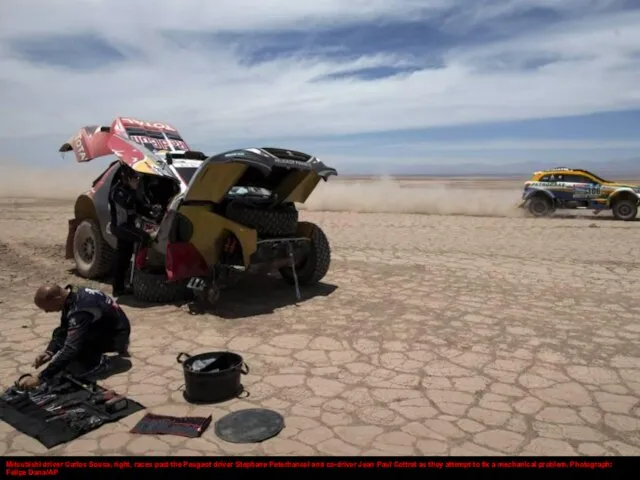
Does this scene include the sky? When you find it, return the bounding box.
[1,0,640,175]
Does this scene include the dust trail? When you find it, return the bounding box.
[0,166,102,200]
[301,177,524,217]
[0,165,524,217]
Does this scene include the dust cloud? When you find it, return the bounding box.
[0,166,100,200]
[302,177,524,217]
[0,165,524,218]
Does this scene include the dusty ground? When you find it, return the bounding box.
[1,177,640,457]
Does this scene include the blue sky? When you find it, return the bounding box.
[1,0,640,174]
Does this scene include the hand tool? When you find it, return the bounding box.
[45,407,87,423]
[30,392,50,401]
[32,393,57,407]
[1,387,27,405]
[91,390,117,405]
[45,399,83,413]
[104,396,128,414]
[68,414,104,432]
[61,373,96,394]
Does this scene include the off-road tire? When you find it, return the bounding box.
[527,196,554,217]
[280,222,330,286]
[225,203,298,236]
[73,219,115,279]
[611,199,638,221]
[132,269,189,303]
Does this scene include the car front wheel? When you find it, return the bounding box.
[611,199,638,221]
[73,219,115,279]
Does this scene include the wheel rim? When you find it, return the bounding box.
[618,204,632,217]
[79,236,95,263]
[532,201,547,215]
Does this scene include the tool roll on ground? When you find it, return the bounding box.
[0,373,144,449]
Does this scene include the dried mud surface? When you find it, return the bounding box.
[0,177,639,457]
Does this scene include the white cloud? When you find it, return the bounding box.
[372,138,640,152]
[0,0,446,38]
[0,0,639,161]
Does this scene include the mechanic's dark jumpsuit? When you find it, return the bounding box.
[108,179,152,295]
[39,285,131,382]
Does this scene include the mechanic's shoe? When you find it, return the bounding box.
[78,355,112,381]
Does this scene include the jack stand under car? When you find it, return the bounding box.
[287,242,302,302]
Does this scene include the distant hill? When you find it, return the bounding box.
[340,157,640,178]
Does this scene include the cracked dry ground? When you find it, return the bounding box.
[1,197,640,457]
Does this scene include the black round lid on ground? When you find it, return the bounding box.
[214,408,284,443]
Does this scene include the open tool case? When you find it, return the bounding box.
[0,373,144,449]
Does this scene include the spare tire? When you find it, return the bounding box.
[132,269,189,304]
[225,203,298,236]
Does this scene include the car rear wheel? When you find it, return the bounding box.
[527,197,554,217]
[132,268,189,303]
[280,222,331,286]
[611,199,638,221]
[73,219,115,279]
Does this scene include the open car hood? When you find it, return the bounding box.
[59,117,191,180]
[59,117,188,164]
[183,147,337,205]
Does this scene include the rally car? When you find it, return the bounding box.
[519,167,640,221]
[59,116,338,304]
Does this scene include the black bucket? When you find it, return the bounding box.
[177,352,249,404]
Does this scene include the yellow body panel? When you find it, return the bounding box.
[183,163,249,204]
[177,205,257,267]
[529,169,631,188]
[275,171,322,204]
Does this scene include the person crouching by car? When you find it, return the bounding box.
[17,284,131,391]
[108,166,157,297]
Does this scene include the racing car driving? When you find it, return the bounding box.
[519,167,640,221]
[60,117,338,304]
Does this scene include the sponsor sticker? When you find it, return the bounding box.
[120,117,177,132]
[274,157,311,169]
[129,135,187,151]
[73,135,87,161]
